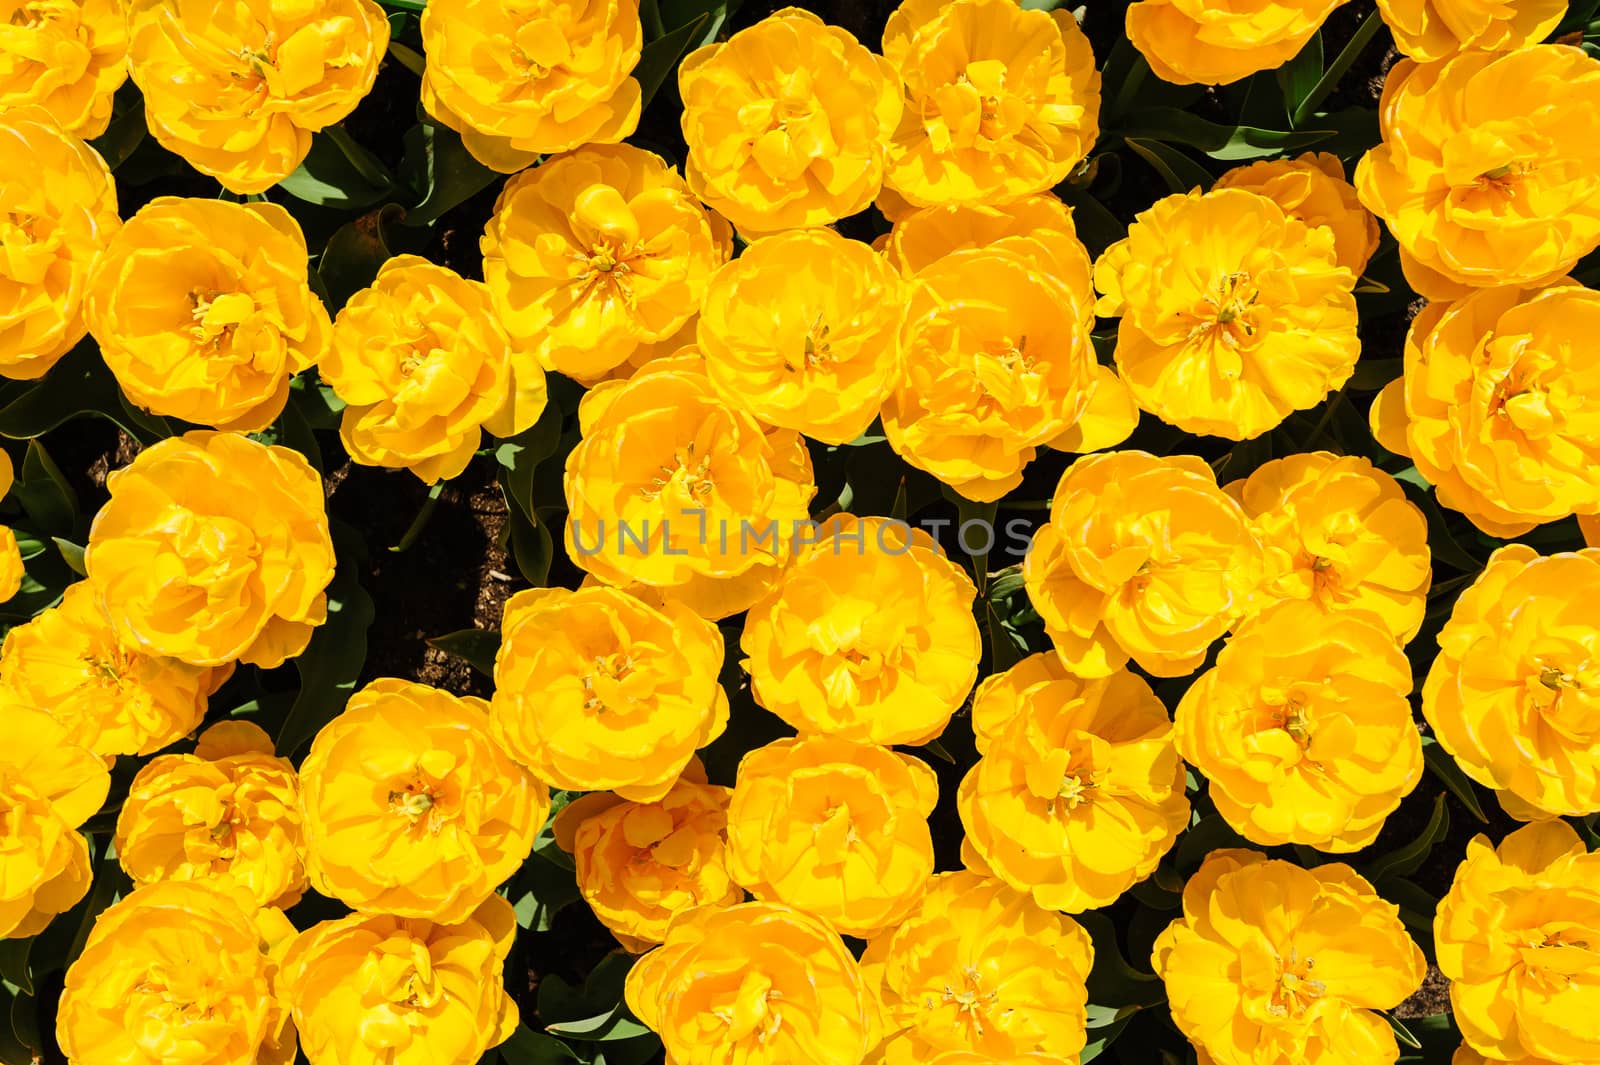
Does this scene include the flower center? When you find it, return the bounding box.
[1267,949,1325,1018]
[1190,271,1260,351]
[930,965,1001,1036]
[716,971,783,1044]
[640,440,715,503]
[387,775,453,833]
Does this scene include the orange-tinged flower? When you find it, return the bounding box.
[881,196,1140,457]
[1024,451,1263,678]
[0,697,108,938]
[489,585,727,802]
[0,0,126,136]
[726,735,937,938]
[678,7,901,233]
[1371,280,1600,536]
[0,581,232,758]
[957,660,1188,912]
[0,107,118,381]
[1094,188,1360,440]
[56,881,297,1065]
[1128,0,1348,86]
[116,720,306,908]
[482,144,730,384]
[279,896,520,1065]
[1377,0,1566,63]
[699,229,900,444]
[85,197,331,432]
[741,516,979,745]
[421,0,641,173]
[126,0,388,192]
[1176,602,1422,851]
[861,871,1093,1063]
[1423,544,1600,819]
[1154,850,1426,1065]
[1356,46,1600,299]
[1226,452,1431,642]
[1214,152,1381,278]
[324,254,530,484]
[880,0,1100,208]
[625,901,879,1064]
[299,678,549,923]
[85,431,335,669]
[885,245,1101,501]
[1437,821,1600,1063]
[552,762,742,953]
[563,353,816,619]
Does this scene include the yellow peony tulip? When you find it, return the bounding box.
[0,697,108,938]
[481,144,730,383]
[488,585,727,802]
[699,228,900,444]
[0,581,231,758]
[85,431,335,669]
[0,0,126,136]
[958,658,1188,912]
[0,107,118,380]
[885,244,1100,501]
[116,720,306,908]
[1176,602,1422,851]
[1154,850,1426,1065]
[56,881,297,1065]
[323,254,531,484]
[625,901,879,1064]
[563,352,815,619]
[862,871,1094,1063]
[1094,188,1360,440]
[1371,280,1600,537]
[299,678,548,923]
[421,0,641,173]
[1214,152,1381,278]
[279,896,520,1065]
[1128,0,1348,86]
[1424,544,1600,819]
[741,515,980,746]
[1376,0,1566,63]
[1356,46,1600,298]
[1024,450,1263,678]
[880,0,1099,208]
[678,7,901,234]
[0,523,20,601]
[725,735,936,938]
[85,197,330,431]
[126,0,388,193]
[552,762,742,953]
[1437,820,1600,1063]
[1452,1046,1560,1065]
[1226,451,1431,642]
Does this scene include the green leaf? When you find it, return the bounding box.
[0,940,31,996]
[427,627,501,677]
[401,122,502,228]
[1348,357,1402,392]
[278,128,396,209]
[1362,792,1449,885]
[276,521,375,756]
[985,600,1027,673]
[13,439,79,536]
[1123,138,1211,194]
[1077,912,1166,1009]
[91,103,148,172]
[318,203,405,309]
[390,482,445,553]
[1386,1013,1423,1051]
[633,13,709,111]
[0,343,172,444]
[52,537,87,576]
[1291,10,1385,127]
[1422,736,1490,824]
[387,39,426,77]
[1275,31,1323,118]
[509,850,582,932]
[507,506,556,586]
[497,1025,582,1063]
[1118,107,1337,160]
[495,404,565,523]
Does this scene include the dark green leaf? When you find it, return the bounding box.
[1422,736,1490,824]
[1291,10,1385,127]
[507,507,556,586]
[1077,912,1166,1008]
[1123,138,1211,195]
[318,203,405,309]
[13,440,78,536]
[391,482,445,552]
[1119,107,1337,160]
[495,404,565,523]
[276,521,375,756]
[401,122,502,228]
[1386,1013,1423,1050]
[497,1025,582,1064]
[279,128,396,209]
[1275,31,1323,118]
[427,627,501,677]
[0,343,171,444]
[90,104,148,172]
[1362,792,1449,885]
[1349,357,1402,392]
[0,939,31,996]
[388,40,426,77]
[52,537,87,576]
[633,13,709,111]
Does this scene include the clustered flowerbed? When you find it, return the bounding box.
[2,0,1599,1063]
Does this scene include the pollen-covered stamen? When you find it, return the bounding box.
[639,439,715,502]
[1189,270,1261,349]
[934,965,1002,1036]
[1266,948,1326,1018]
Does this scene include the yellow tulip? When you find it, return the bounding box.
[1128,0,1348,86]
[0,0,127,136]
